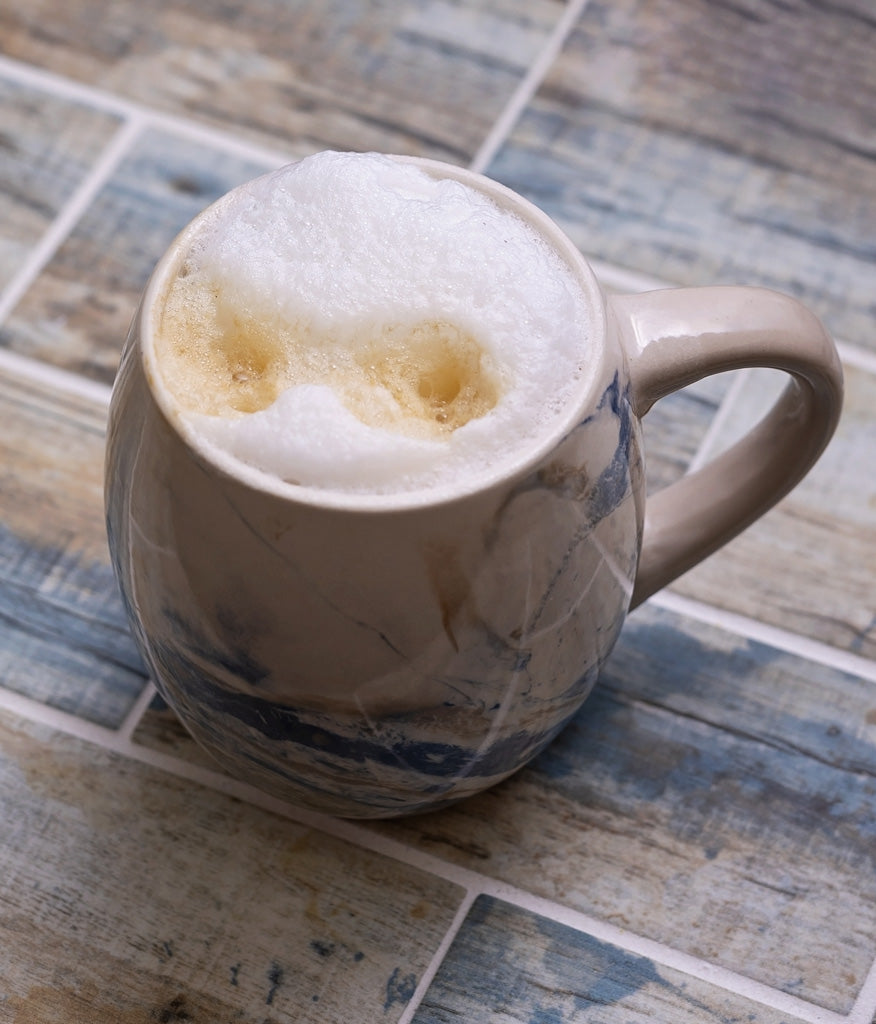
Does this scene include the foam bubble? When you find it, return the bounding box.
[192,385,446,491]
[154,151,595,495]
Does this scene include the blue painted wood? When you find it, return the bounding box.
[0,0,873,1018]
[0,0,563,161]
[488,0,876,349]
[414,895,793,1022]
[0,709,464,1021]
[0,127,272,383]
[0,522,146,727]
[0,369,147,727]
[639,371,728,492]
[0,76,122,290]
[383,602,876,1013]
[673,361,876,658]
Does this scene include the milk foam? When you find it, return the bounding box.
[155,151,594,496]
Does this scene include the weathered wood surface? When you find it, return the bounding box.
[135,691,222,771]
[1,125,272,384]
[135,600,876,1013]
[674,361,876,658]
[378,602,876,1014]
[639,370,728,494]
[0,0,563,162]
[0,365,145,726]
[0,69,721,490]
[488,0,876,349]
[0,77,121,290]
[0,710,463,1023]
[1,0,875,1019]
[414,895,796,1023]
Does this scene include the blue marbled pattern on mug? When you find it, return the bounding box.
[107,318,643,816]
[140,606,603,814]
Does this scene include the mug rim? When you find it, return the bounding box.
[138,152,610,513]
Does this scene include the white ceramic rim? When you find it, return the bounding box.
[139,153,610,512]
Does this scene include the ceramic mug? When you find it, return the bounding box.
[105,157,843,818]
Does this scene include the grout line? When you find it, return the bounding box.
[3,57,875,384]
[0,54,137,118]
[469,0,589,175]
[115,681,158,742]
[650,590,876,683]
[837,339,876,376]
[685,367,752,474]
[2,51,874,1020]
[0,116,145,328]
[0,54,298,171]
[395,889,479,1024]
[848,954,876,1024]
[590,258,669,295]
[130,105,289,172]
[0,345,113,406]
[0,683,855,1020]
[480,881,847,1024]
[0,681,129,749]
[591,261,876,380]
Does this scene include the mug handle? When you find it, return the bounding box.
[610,285,844,609]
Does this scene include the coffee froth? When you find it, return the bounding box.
[152,152,594,495]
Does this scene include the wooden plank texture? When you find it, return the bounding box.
[414,896,799,1023]
[2,1,875,1019]
[0,0,563,162]
[673,361,876,658]
[134,691,221,771]
[488,0,876,349]
[376,602,876,1014]
[0,126,272,383]
[639,371,728,493]
[0,77,121,290]
[0,709,464,1023]
[133,601,876,1012]
[0,365,145,726]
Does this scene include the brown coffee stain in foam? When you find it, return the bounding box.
[158,286,290,416]
[210,305,289,415]
[352,320,500,437]
[157,273,501,438]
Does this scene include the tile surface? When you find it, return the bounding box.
[1,0,562,162]
[0,710,463,1023]
[378,602,876,1014]
[134,690,221,771]
[0,76,121,290]
[0,365,144,726]
[638,371,728,493]
[672,361,876,658]
[0,126,272,383]
[1,0,875,1021]
[414,896,800,1023]
[486,0,876,349]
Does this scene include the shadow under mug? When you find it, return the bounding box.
[105,157,843,818]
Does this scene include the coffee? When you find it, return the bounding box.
[153,151,593,495]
